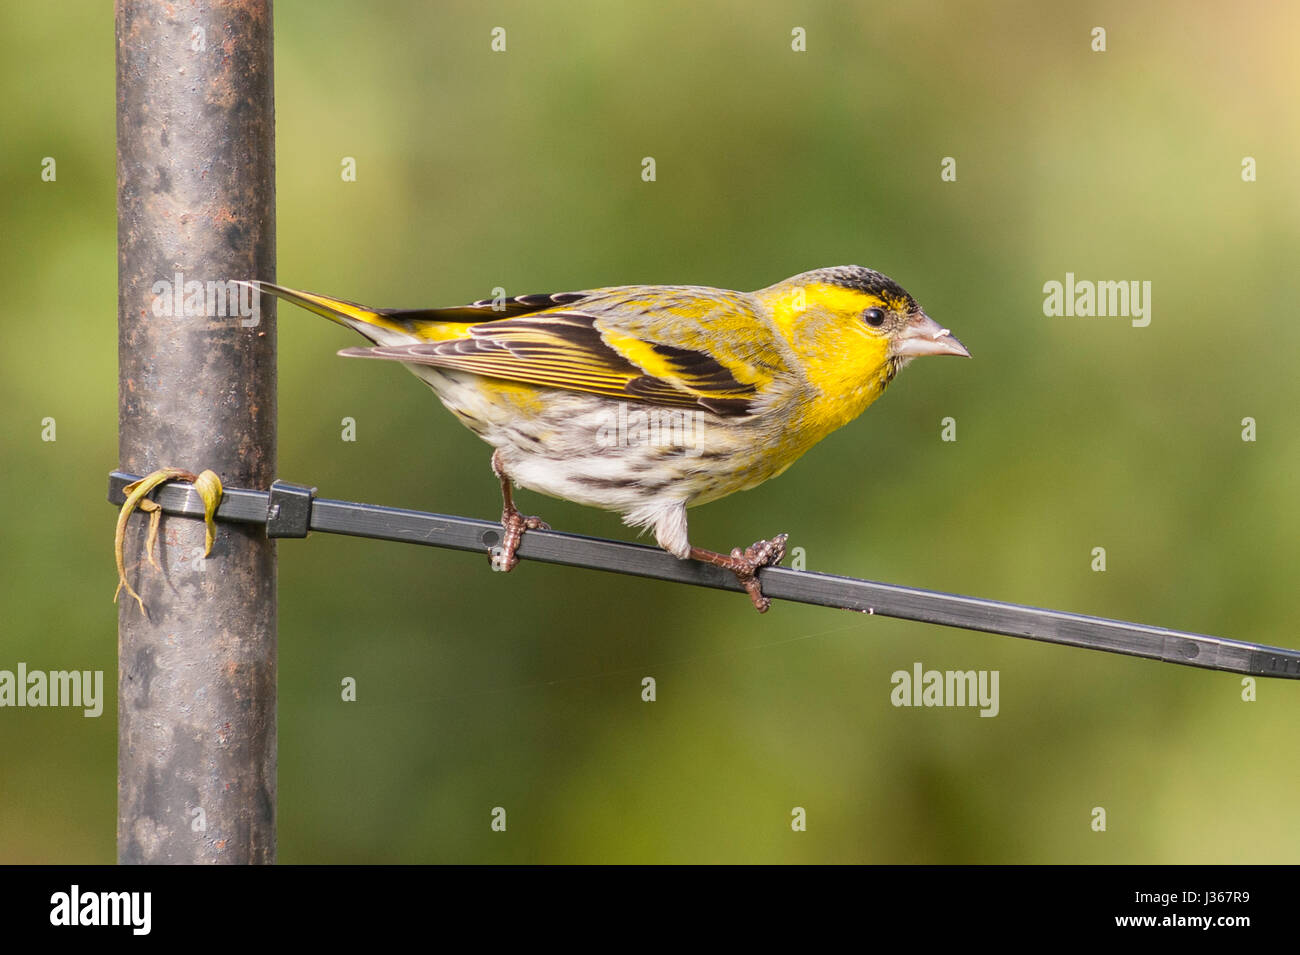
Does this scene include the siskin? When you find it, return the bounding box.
[257,266,969,611]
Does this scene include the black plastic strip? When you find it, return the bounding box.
[107,472,1300,679]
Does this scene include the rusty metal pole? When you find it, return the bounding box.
[116,0,276,863]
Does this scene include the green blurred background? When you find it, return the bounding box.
[2,1,1297,863]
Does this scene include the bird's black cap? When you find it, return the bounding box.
[807,265,918,312]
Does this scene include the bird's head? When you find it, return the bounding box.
[757,265,970,428]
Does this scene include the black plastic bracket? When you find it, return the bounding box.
[266,480,317,539]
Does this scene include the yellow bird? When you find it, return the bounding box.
[258,266,969,611]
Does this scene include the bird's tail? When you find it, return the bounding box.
[242,280,426,343]
[245,280,485,345]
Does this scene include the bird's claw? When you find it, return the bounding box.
[731,533,788,613]
[490,507,549,572]
[691,532,788,613]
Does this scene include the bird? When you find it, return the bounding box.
[255,266,969,612]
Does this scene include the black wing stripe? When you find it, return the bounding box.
[371,291,592,330]
[470,311,606,345]
[472,316,757,400]
[646,341,757,397]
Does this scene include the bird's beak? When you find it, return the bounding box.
[892,311,971,358]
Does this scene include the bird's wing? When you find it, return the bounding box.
[340,286,792,417]
[375,291,595,325]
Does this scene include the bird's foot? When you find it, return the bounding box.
[690,532,789,613]
[489,449,549,572]
[489,503,550,573]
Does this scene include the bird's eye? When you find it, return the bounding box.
[863,308,886,327]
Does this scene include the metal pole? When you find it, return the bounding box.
[116,0,276,863]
